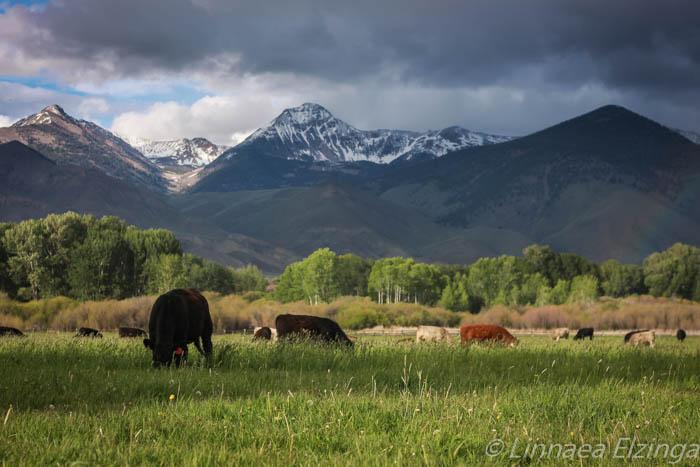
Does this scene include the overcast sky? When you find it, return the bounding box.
[0,0,698,145]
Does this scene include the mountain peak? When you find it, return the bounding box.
[276,103,334,125]
[42,104,68,117]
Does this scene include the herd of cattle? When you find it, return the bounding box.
[0,288,692,368]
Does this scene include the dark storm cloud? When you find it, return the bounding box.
[4,0,698,96]
[2,0,699,135]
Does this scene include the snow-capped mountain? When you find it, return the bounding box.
[122,136,228,168]
[0,105,165,190]
[221,103,513,165]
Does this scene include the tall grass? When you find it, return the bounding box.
[0,334,698,465]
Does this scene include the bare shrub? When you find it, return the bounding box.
[208,294,251,332]
[0,312,24,330]
[471,296,700,330]
[519,306,572,329]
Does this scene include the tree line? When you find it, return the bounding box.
[2,213,698,311]
[0,212,265,301]
[274,244,700,312]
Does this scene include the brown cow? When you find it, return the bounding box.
[550,328,569,341]
[253,326,272,340]
[119,327,147,338]
[275,314,353,347]
[460,325,517,346]
[0,326,25,337]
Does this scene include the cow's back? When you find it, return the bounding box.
[178,289,213,343]
[119,327,146,338]
[276,314,352,346]
[149,291,188,346]
[0,326,25,337]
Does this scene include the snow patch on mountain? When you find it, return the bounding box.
[231,103,513,164]
[676,128,700,144]
[121,135,228,167]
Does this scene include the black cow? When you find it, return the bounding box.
[75,327,103,338]
[275,314,353,347]
[253,327,272,341]
[143,289,213,368]
[677,329,687,342]
[119,327,147,338]
[0,326,25,337]
[624,329,649,343]
[573,327,594,340]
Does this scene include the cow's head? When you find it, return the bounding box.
[150,342,187,369]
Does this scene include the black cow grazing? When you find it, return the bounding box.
[75,327,103,338]
[143,289,213,368]
[0,326,25,337]
[573,327,594,340]
[275,314,353,347]
[677,329,687,342]
[119,327,147,338]
[624,329,649,343]
[253,327,272,341]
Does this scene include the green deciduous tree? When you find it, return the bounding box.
[302,248,338,304]
[643,243,700,299]
[273,262,306,303]
[567,275,599,304]
[600,260,646,297]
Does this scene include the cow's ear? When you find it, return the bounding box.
[143,338,152,349]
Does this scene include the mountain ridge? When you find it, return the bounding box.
[203,102,511,169]
[121,134,228,168]
[0,105,166,191]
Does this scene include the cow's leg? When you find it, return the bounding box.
[202,334,213,357]
[194,337,204,355]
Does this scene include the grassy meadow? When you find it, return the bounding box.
[1,333,699,465]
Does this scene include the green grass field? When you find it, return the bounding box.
[1,334,698,465]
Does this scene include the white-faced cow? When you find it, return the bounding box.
[253,326,278,341]
[550,328,569,341]
[143,289,213,368]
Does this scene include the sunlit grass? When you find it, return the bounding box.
[1,334,698,465]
